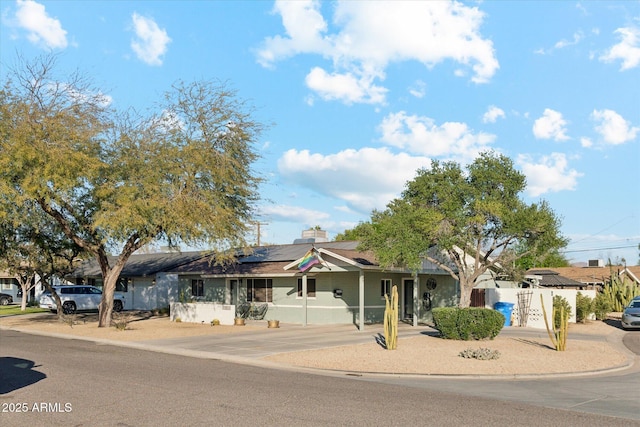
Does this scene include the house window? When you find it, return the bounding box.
[191,279,204,297]
[115,278,127,292]
[247,278,272,302]
[380,279,392,297]
[1,278,18,289]
[297,278,316,298]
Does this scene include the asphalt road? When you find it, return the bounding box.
[1,330,638,426]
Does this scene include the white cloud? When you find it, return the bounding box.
[554,31,584,49]
[535,31,583,55]
[277,147,429,213]
[482,105,505,123]
[304,67,387,104]
[13,0,67,49]
[258,1,498,105]
[533,31,584,55]
[152,109,184,133]
[533,109,570,141]
[580,137,593,148]
[59,83,112,108]
[591,109,639,145]
[600,26,640,70]
[130,13,171,66]
[408,80,427,98]
[256,0,331,67]
[378,111,495,163]
[517,153,583,197]
[260,204,330,224]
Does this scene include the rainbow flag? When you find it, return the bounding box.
[298,248,321,272]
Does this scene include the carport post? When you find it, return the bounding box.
[413,273,419,327]
[358,270,365,331]
[302,273,308,327]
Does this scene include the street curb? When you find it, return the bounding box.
[1,324,636,381]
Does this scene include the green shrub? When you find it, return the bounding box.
[553,295,572,328]
[575,292,594,323]
[432,307,460,338]
[594,292,613,320]
[432,307,504,340]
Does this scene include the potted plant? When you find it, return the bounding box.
[267,319,280,328]
[234,317,245,326]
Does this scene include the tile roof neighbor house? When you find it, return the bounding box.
[68,239,457,330]
[535,264,640,288]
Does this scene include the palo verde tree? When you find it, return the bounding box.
[0,54,264,326]
[357,151,567,307]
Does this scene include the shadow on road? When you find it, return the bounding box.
[0,357,46,394]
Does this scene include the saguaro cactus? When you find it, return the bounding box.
[384,285,399,350]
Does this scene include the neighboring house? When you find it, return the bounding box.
[0,270,45,303]
[525,269,589,289]
[68,240,458,329]
[0,271,20,301]
[68,251,210,311]
[539,264,640,289]
[620,266,640,285]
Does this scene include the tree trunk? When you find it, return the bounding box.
[18,275,35,311]
[20,283,28,311]
[96,236,145,327]
[98,271,120,327]
[458,279,473,308]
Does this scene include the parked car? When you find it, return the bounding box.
[39,286,125,314]
[0,293,13,306]
[621,299,640,330]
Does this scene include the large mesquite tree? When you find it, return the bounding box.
[0,55,264,326]
[358,152,567,307]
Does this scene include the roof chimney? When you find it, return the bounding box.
[293,228,328,244]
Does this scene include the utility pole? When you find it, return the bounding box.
[253,221,268,246]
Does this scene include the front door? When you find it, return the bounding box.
[403,279,414,319]
[230,279,238,306]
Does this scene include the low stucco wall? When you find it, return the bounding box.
[485,288,597,329]
[170,302,235,325]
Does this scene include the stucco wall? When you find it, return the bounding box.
[485,288,597,329]
[130,278,156,310]
[170,302,235,325]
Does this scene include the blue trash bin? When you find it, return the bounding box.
[494,302,515,327]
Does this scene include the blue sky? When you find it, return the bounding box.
[1,0,639,265]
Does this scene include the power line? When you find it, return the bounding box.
[562,244,638,254]
[569,215,636,244]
